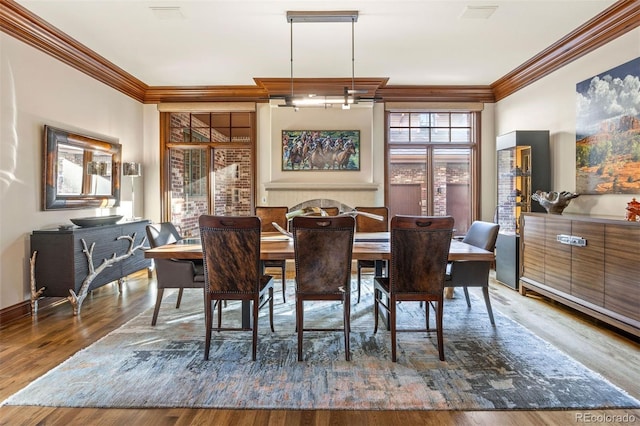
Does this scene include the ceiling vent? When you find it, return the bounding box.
[460,5,498,19]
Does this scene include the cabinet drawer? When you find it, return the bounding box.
[605,225,640,322]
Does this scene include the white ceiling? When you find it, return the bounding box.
[16,0,616,87]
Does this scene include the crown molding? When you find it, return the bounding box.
[1,0,637,104]
[376,86,495,103]
[0,0,148,102]
[144,86,268,104]
[491,0,640,101]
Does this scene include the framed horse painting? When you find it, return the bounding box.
[282,130,360,171]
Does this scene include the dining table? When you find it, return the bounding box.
[144,231,494,328]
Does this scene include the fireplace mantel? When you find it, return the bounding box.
[264,182,379,191]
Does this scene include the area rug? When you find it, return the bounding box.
[3,279,639,410]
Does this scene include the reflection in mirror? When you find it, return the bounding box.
[44,125,121,210]
[56,143,84,195]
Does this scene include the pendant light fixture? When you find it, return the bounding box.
[280,11,366,109]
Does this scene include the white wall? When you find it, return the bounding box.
[495,28,640,217]
[256,102,384,209]
[0,35,145,310]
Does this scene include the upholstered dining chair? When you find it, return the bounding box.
[146,222,205,326]
[199,215,274,361]
[374,215,454,362]
[445,220,500,325]
[255,206,289,302]
[292,215,355,361]
[354,206,389,303]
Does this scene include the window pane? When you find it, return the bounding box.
[431,128,450,142]
[231,127,251,143]
[410,113,429,127]
[192,113,211,127]
[433,148,471,236]
[389,147,427,218]
[410,128,429,142]
[430,113,450,127]
[231,112,251,127]
[389,128,409,143]
[169,147,209,237]
[212,148,252,216]
[169,112,191,142]
[451,128,470,143]
[191,127,210,142]
[451,113,470,127]
[388,112,409,127]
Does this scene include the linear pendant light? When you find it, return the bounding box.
[280,10,363,109]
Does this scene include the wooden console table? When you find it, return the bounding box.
[30,220,151,314]
[520,213,639,337]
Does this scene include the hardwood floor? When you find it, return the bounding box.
[0,269,638,425]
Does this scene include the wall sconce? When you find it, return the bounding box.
[122,162,142,220]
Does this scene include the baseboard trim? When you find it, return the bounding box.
[0,297,65,326]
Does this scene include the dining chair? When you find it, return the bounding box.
[445,220,500,325]
[292,215,355,361]
[354,206,389,303]
[199,215,275,361]
[374,215,454,362]
[255,206,289,302]
[146,222,205,326]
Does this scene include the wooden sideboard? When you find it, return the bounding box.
[520,213,639,337]
[31,220,151,299]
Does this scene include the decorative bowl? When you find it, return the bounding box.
[70,215,123,227]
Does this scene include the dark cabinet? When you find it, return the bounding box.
[495,130,550,289]
[31,220,151,298]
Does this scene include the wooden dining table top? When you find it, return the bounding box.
[144,232,494,262]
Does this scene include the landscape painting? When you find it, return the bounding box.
[575,57,640,194]
[282,130,360,171]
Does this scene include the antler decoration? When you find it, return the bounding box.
[68,233,147,315]
[274,210,384,238]
[29,251,46,313]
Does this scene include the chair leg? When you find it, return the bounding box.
[151,288,164,326]
[482,286,496,326]
[390,296,397,362]
[252,297,259,361]
[463,287,472,307]
[436,299,445,361]
[425,299,431,330]
[204,296,212,360]
[217,298,222,329]
[269,287,275,332]
[344,293,351,361]
[281,264,286,303]
[357,265,362,304]
[175,288,184,308]
[373,288,379,334]
[297,298,304,361]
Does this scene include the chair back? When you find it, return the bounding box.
[462,221,500,251]
[390,215,454,295]
[293,215,355,295]
[255,206,288,232]
[146,222,182,248]
[354,206,389,232]
[199,215,261,294]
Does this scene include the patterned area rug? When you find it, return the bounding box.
[3,279,639,410]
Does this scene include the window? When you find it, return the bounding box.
[161,111,256,237]
[387,111,479,236]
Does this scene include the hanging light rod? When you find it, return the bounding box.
[286,10,358,23]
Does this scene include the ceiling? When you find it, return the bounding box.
[14,0,617,92]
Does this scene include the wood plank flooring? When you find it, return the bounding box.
[0,269,638,425]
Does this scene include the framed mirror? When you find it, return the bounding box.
[43,125,122,210]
